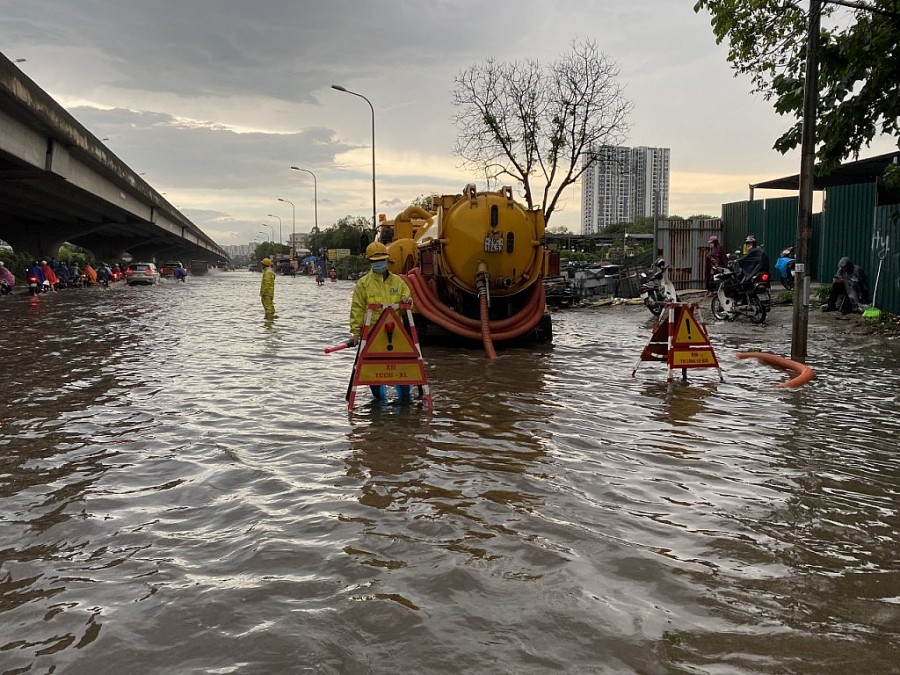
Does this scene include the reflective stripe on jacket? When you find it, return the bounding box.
[349,271,411,336]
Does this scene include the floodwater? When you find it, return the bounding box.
[1,271,899,675]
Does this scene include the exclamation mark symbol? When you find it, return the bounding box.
[686,318,693,341]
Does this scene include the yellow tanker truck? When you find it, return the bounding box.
[380,184,556,357]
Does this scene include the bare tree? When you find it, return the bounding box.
[452,39,632,226]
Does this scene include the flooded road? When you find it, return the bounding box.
[1,271,899,674]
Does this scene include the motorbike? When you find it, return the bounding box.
[775,245,796,289]
[639,258,678,316]
[0,279,10,295]
[755,268,772,311]
[710,265,767,323]
[26,274,50,295]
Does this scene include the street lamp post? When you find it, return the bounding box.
[267,213,282,247]
[291,166,319,270]
[277,198,295,260]
[261,224,273,243]
[331,84,377,236]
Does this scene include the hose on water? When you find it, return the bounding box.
[735,352,815,387]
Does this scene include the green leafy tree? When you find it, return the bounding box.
[693,0,900,171]
[411,194,435,212]
[320,216,371,254]
[603,215,654,234]
[58,244,91,267]
[452,38,632,227]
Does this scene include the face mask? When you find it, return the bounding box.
[371,261,388,273]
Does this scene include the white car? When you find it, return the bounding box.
[125,262,160,285]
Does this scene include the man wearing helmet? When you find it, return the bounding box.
[259,257,276,319]
[349,241,414,400]
[737,234,769,280]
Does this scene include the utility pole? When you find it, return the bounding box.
[791,0,821,363]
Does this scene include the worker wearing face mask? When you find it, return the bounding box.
[348,241,414,400]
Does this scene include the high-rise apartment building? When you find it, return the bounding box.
[580,146,670,234]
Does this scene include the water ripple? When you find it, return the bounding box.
[1,275,899,673]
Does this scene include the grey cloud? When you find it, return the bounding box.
[71,106,351,189]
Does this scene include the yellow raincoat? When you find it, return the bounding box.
[349,270,411,336]
[260,266,276,317]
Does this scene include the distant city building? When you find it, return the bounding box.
[223,243,254,258]
[581,146,670,234]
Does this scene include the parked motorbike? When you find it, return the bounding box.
[775,245,796,289]
[639,258,678,316]
[710,265,767,323]
[0,279,10,296]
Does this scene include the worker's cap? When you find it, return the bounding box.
[745,234,757,244]
[708,235,719,244]
[365,242,390,261]
[261,258,272,267]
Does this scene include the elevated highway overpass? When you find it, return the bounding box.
[0,53,228,265]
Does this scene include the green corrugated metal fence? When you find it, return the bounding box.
[722,183,899,315]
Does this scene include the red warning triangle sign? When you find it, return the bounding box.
[359,306,419,358]
[673,308,707,346]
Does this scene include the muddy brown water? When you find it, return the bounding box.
[1,272,899,674]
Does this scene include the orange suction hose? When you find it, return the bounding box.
[479,288,497,359]
[406,268,542,332]
[736,352,815,388]
[403,269,546,355]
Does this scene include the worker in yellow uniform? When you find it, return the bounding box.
[349,242,413,401]
[259,257,276,319]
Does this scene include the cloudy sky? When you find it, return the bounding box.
[2,0,893,246]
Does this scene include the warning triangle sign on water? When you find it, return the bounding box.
[674,309,704,346]
[359,306,419,358]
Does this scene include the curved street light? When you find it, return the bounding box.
[260,224,273,243]
[267,213,282,247]
[277,198,295,260]
[331,84,376,236]
[290,166,319,270]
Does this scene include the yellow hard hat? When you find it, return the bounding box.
[365,242,389,261]
[261,258,272,267]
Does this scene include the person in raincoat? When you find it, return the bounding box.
[348,241,413,401]
[704,235,728,293]
[0,260,15,291]
[40,260,59,291]
[259,257,276,318]
[823,256,869,315]
[83,262,97,286]
[737,235,769,280]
